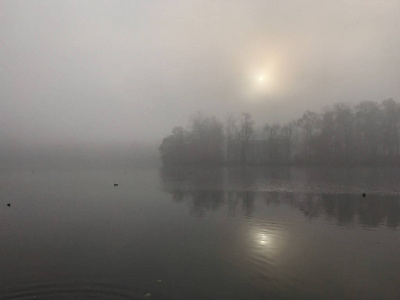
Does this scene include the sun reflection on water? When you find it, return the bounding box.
[245,225,284,278]
[259,233,270,245]
[250,227,278,251]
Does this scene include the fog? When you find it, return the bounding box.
[1,0,400,158]
[2,3,400,297]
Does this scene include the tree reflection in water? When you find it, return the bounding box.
[190,190,224,217]
[160,166,400,228]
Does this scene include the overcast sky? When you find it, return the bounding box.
[1,0,400,147]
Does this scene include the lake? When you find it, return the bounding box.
[0,166,400,299]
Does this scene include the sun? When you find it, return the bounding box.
[256,74,270,84]
[243,68,276,100]
[253,73,271,95]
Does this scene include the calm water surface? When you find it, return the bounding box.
[0,166,400,299]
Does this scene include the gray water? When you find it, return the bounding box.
[0,166,400,299]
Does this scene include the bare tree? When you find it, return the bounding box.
[317,107,335,161]
[354,101,381,160]
[281,121,296,162]
[333,103,354,162]
[160,99,400,166]
[225,113,237,162]
[159,126,189,164]
[237,113,254,164]
[190,113,224,163]
[297,111,320,159]
[264,123,281,163]
[381,99,400,159]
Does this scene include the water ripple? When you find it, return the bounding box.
[0,281,143,300]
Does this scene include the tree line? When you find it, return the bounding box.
[159,99,400,165]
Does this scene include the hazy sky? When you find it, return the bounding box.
[1,0,400,146]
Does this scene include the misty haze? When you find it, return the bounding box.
[1,1,400,299]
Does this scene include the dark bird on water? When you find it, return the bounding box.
[7,203,10,207]
[114,184,118,187]
[362,193,366,198]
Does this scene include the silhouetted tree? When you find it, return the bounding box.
[159,113,224,165]
[297,110,320,160]
[264,123,281,163]
[354,101,382,161]
[316,108,335,162]
[160,99,400,166]
[159,126,189,164]
[237,113,254,164]
[225,113,237,162]
[190,113,224,163]
[381,99,400,160]
[281,121,296,163]
[333,103,354,162]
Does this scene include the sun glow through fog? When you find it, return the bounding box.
[256,73,271,85]
[241,47,284,101]
[247,71,273,99]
